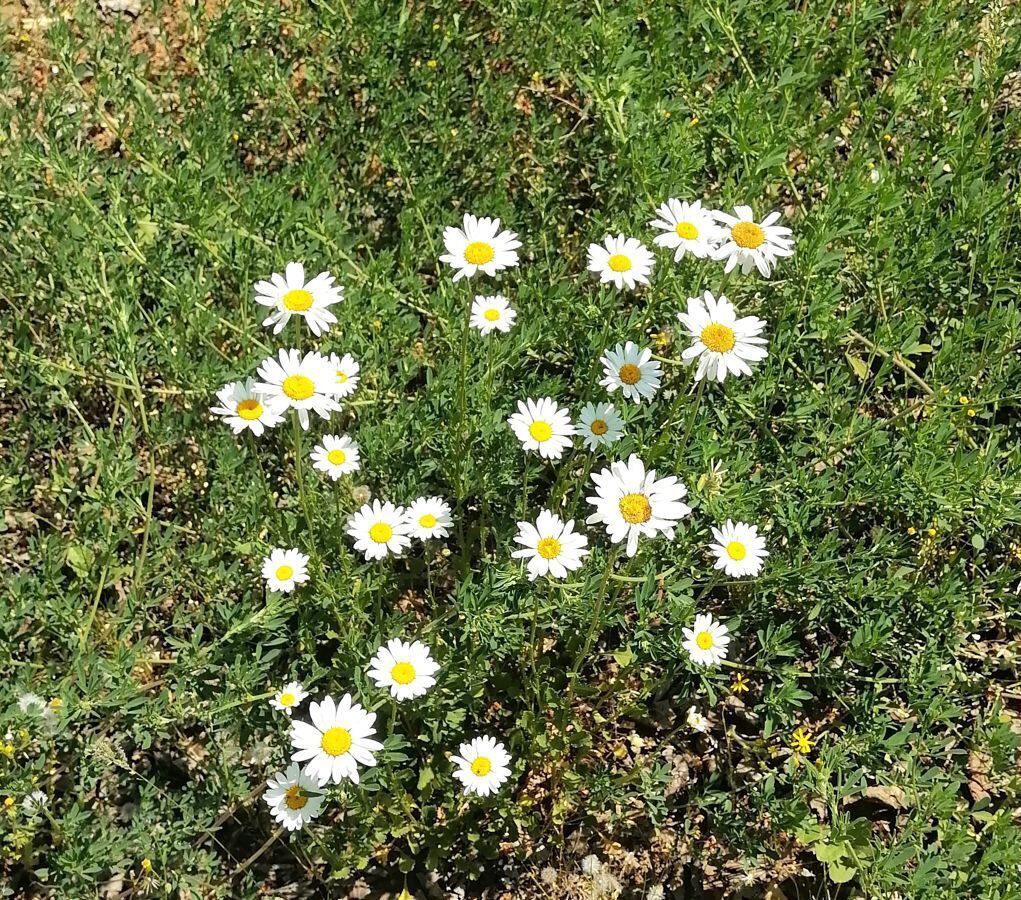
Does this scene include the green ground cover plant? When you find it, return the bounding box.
[2,0,1020,897]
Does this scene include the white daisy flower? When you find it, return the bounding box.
[586,454,692,557]
[586,234,655,291]
[311,434,360,480]
[209,378,284,437]
[346,500,413,560]
[677,291,768,383]
[648,198,721,262]
[682,613,731,667]
[711,205,794,277]
[405,496,453,540]
[451,736,513,797]
[709,520,768,578]
[512,510,589,581]
[599,342,662,403]
[261,548,310,594]
[21,790,47,815]
[686,706,709,733]
[254,349,340,430]
[270,681,309,715]
[263,762,325,831]
[578,402,624,451]
[367,638,440,701]
[440,214,521,281]
[254,261,343,336]
[507,397,575,460]
[290,693,383,786]
[326,352,360,399]
[470,295,517,334]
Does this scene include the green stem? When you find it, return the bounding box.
[520,455,531,520]
[292,412,315,541]
[569,546,620,687]
[454,288,472,500]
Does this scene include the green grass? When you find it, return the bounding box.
[2,0,1020,896]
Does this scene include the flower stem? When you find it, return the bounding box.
[292,412,315,541]
[569,545,620,688]
[454,288,472,501]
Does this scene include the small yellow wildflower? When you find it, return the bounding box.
[3,797,13,808]
[426,59,438,69]
[959,395,969,404]
[792,727,814,755]
[927,527,937,537]
[689,116,699,127]
[0,744,13,758]
[967,408,976,418]
[141,858,153,872]
[49,698,62,710]
[663,110,671,119]
[731,673,749,694]
[907,526,916,535]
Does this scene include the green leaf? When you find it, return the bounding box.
[828,862,856,884]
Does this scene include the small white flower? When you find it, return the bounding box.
[405,496,453,540]
[326,352,360,399]
[261,548,310,594]
[254,261,343,336]
[440,214,521,281]
[254,349,341,430]
[210,378,284,436]
[512,509,589,581]
[451,735,513,797]
[470,295,517,334]
[578,402,624,451]
[581,855,604,876]
[686,706,709,733]
[367,638,439,702]
[507,397,575,460]
[712,205,793,277]
[346,500,413,560]
[290,693,383,786]
[21,790,47,815]
[586,455,691,557]
[709,520,768,578]
[311,434,361,480]
[587,234,655,291]
[599,342,662,403]
[648,198,721,262]
[263,762,325,831]
[17,693,46,716]
[682,614,731,667]
[677,291,768,383]
[646,885,665,900]
[270,682,309,715]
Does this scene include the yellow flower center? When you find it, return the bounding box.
[675,221,698,240]
[327,449,347,466]
[590,418,608,435]
[470,756,492,777]
[731,221,765,249]
[321,727,352,756]
[536,537,562,560]
[726,541,747,560]
[336,371,348,383]
[236,398,263,420]
[282,374,315,401]
[618,363,641,385]
[284,784,308,810]
[484,308,500,322]
[419,513,437,529]
[696,631,714,650]
[275,565,294,581]
[607,253,631,272]
[391,662,416,685]
[278,692,295,707]
[618,493,651,524]
[369,522,393,543]
[464,241,495,265]
[282,288,314,312]
[701,323,736,353]
[529,420,553,442]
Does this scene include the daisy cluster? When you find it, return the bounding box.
[209,198,791,835]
